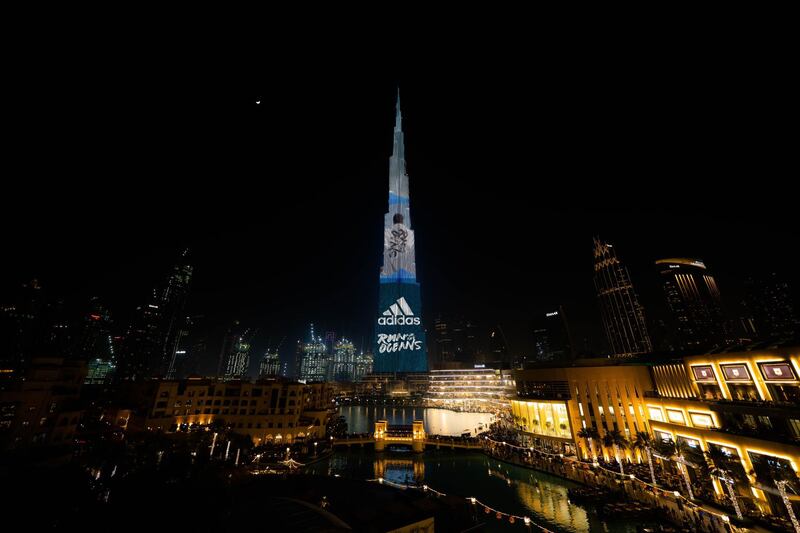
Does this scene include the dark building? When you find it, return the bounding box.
[161,250,193,379]
[0,357,87,450]
[743,272,798,340]
[487,325,510,366]
[117,293,163,381]
[593,238,653,357]
[432,314,480,366]
[117,251,193,381]
[529,306,574,365]
[655,258,726,352]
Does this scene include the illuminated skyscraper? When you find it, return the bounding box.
[224,332,253,380]
[656,258,726,351]
[593,238,653,357]
[374,90,428,373]
[259,349,281,378]
[331,337,356,381]
[300,324,328,382]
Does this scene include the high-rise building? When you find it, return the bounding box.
[117,251,193,381]
[76,297,116,366]
[224,331,253,380]
[593,238,653,357]
[353,350,373,381]
[374,90,428,373]
[330,337,356,381]
[433,315,481,366]
[259,349,281,378]
[655,258,726,352]
[433,316,454,363]
[161,250,193,379]
[117,294,163,381]
[300,324,328,382]
[487,325,509,365]
[530,306,574,364]
[743,272,798,340]
[324,331,336,355]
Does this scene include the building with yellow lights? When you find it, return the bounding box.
[424,368,515,413]
[143,378,334,445]
[511,344,800,518]
[646,346,799,517]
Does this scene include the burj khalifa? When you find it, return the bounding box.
[374,90,428,373]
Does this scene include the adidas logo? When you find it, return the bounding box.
[378,297,421,325]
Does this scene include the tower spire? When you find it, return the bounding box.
[395,87,402,132]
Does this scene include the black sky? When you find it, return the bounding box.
[4,38,798,370]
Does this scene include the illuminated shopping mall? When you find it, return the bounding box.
[510,343,800,518]
[424,367,515,413]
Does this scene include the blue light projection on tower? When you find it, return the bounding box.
[374,90,428,373]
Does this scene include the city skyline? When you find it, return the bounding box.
[4,72,799,373]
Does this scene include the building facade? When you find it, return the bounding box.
[656,258,726,351]
[0,357,86,450]
[259,350,281,378]
[144,378,334,445]
[512,345,800,519]
[425,368,515,413]
[374,91,428,373]
[330,338,356,381]
[593,238,653,357]
[646,347,800,517]
[300,324,328,382]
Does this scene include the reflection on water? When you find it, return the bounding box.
[339,405,495,436]
[307,449,645,533]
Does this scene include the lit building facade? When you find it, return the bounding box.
[512,346,800,519]
[656,258,726,351]
[646,347,800,517]
[512,361,653,457]
[300,324,328,382]
[374,91,427,373]
[224,333,253,380]
[259,350,281,378]
[593,238,653,357]
[425,368,515,413]
[85,358,116,385]
[145,378,334,445]
[330,338,356,381]
[353,351,373,381]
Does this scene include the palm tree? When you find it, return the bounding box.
[704,447,743,520]
[660,439,696,500]
[632,431,657,486]
[602,429,629,475]
[576,426,599,462]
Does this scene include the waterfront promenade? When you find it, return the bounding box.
[481,436,767,533]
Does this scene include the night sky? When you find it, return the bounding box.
[5,44,798,371]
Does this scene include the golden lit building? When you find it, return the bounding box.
[646,346,800,516]
[144,378,333,445]
[512,360,653,459]
[513,345,800,518]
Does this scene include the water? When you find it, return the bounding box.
[320,407,649,532]
[307,448,645,533]
[339,405,496,436]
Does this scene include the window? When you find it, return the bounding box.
[689,412,714,428]
[666,409,686,425]
[648,407,664,422]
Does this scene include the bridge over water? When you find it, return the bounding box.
[332,420,484,452]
